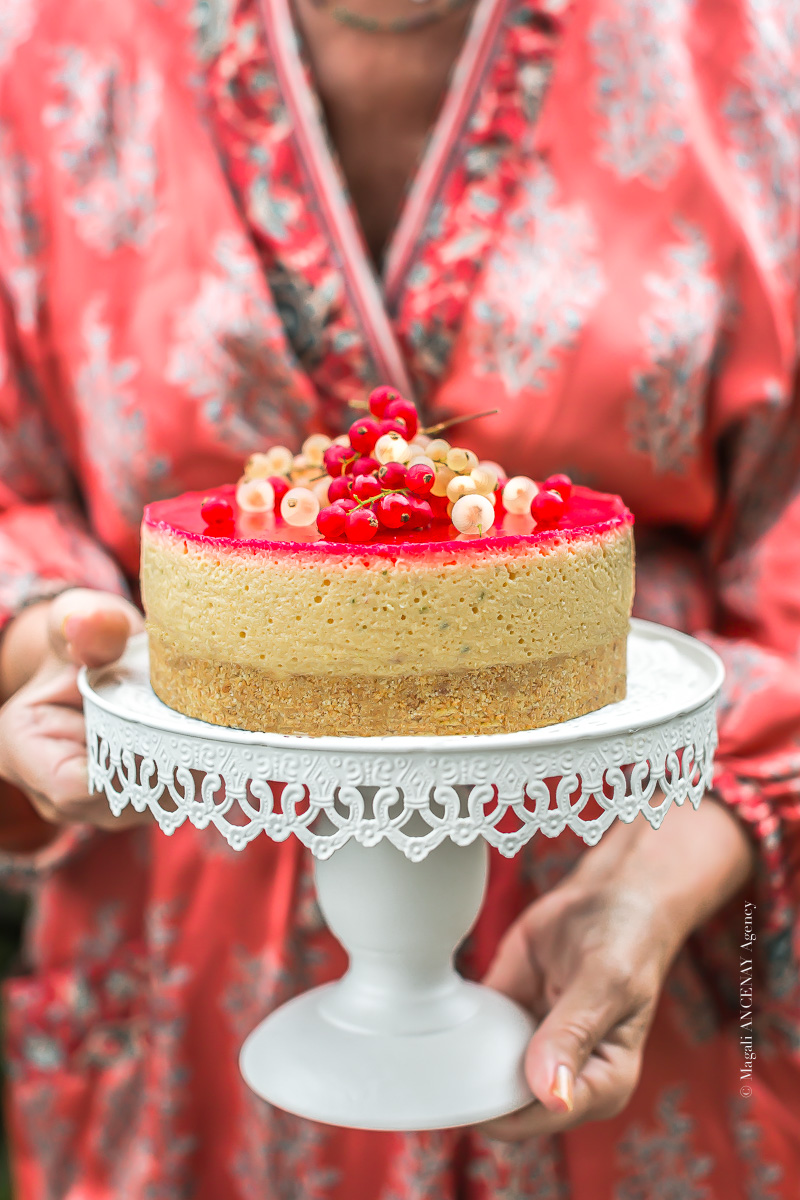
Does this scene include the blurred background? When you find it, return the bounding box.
[0,894,25,1199]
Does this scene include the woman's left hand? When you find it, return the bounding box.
[480,795,755,1140]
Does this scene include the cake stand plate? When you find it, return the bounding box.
[79,619,723,1131]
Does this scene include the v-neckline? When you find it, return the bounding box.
[257,0,510,397]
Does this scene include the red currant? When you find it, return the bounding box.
[368,385,402,419]
[405,463,435,496]
[377,493,413,529]
[317,505,348,538]
[346,508,379,542]
[337,498,357,512]
[351,455,379,477]
[352,473,382,502]
[384,397,419,441]
[375,418,407,439]
[328,476,354,503]
[428,493,451,520]
[200,497,234,525]
[530,489,566,525]
[268,476,291,506]
[348,417,380,455]
[493,477,508,518]
[407,498,433,529]
[377,461,407,489]
[542,473,573,501]
[323,444,356,478]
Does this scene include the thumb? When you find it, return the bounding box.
[523,964,625,1115]
[48,589,144,669]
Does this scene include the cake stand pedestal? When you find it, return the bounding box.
[79,619,723,1131]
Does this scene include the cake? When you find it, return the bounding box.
[141,393,633,737]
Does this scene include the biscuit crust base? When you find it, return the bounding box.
[148,636,627,737]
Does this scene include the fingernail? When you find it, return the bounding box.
[61,614,81,643]
[551,1064,574,1113]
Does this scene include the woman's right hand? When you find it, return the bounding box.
[0,589,146,830]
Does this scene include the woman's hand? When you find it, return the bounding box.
[0,589,146,830]
[481,795,755,1139]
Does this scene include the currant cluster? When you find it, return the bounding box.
[315,386,513,543]
[199,384,575,542]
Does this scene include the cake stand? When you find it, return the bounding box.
[79,618,723,1132]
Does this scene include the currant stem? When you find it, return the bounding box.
[352,487,410,510]
[422,409,499,436]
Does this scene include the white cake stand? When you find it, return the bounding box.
[79,618,723,1132]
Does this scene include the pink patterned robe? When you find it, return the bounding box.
[1,0,799,1196]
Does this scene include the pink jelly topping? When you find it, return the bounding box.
[144,485,633,560]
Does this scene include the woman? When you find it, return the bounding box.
[0,0,798,1195]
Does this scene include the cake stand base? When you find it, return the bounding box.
[241,823,534,1130]
[240,982,534,1131]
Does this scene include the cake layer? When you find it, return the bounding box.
[149,636,627,736]
[142,521,633,678]
[141,483,634,736]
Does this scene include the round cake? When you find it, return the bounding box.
[141,484,634,737]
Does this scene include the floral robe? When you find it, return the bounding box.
[0,0,799,1196]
